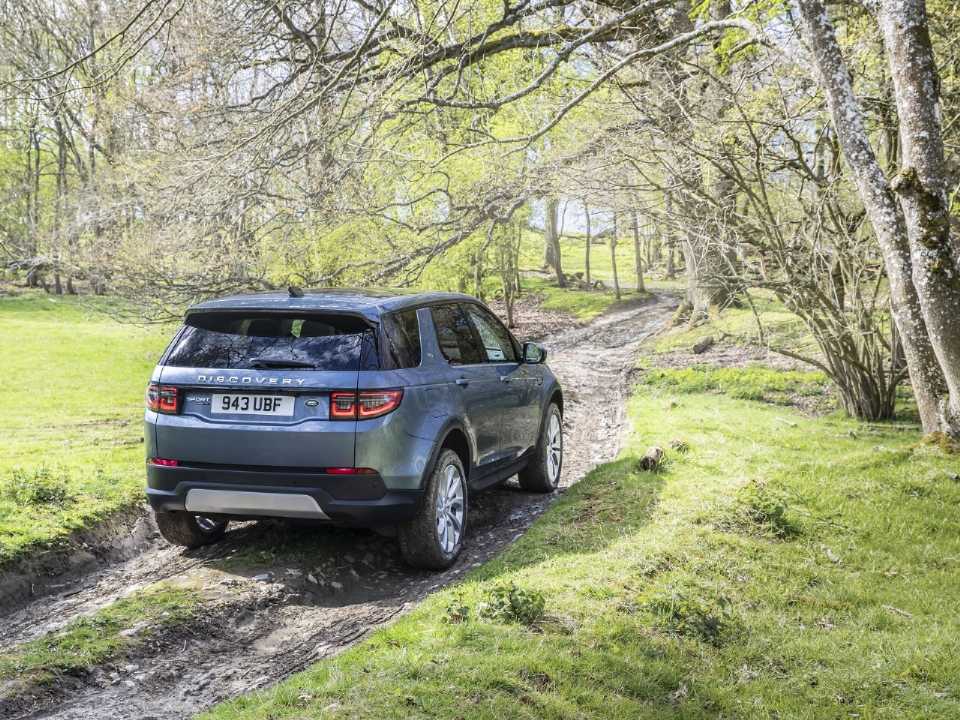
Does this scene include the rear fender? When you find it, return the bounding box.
[420,419,476,490]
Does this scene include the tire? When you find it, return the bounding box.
[519,403,563,493]
[154,510,227,549]
[398,449,468,570]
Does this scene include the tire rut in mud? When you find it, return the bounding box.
[0,293,677,720]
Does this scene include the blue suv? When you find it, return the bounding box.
[144,289,563,569]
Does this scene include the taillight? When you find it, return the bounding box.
[324,467,376,475]
[146,383,180,414]
[358,390,403,418]
[149,457,180,467]
[329,389,403,420]
[330,391,358,419]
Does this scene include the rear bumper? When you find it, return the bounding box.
[146,464,422,526]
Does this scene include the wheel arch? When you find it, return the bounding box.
[439,427,471,479]
[548,386,564,416]
[418,420,475,492]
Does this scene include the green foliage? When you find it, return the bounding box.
[3,466,74,506]
[642,581,737,647]
[444,591,472,625]
[477,582,546,626]
[722,478,799,539]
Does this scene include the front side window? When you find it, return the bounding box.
[164,312,376,370]
[463,304,518,363]
[430,304,484,365]
[381,309,422,369]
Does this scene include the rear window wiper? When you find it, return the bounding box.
[249,358,318,369]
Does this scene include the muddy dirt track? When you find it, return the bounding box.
[0,293,677,720]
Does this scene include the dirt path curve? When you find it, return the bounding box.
[1,293,677,720]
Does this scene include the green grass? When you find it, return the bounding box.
[520,232,670,293]
[653,297,814,356]
[202,376,960,719]
[642,365,830,406]
[520,276,645,321]
[0,583,200,689]
[0,293,170,565]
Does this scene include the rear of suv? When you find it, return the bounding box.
[144,289,563,569]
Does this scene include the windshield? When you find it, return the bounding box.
[164,312,376,371]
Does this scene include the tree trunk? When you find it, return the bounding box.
[26,123,41,287]
[880,0,960,433]
[662,0,736,318]
[53,117,67,296]
[664,193,676,279]
[583,200,591,288]
[610,214,621,301]
[543,198,566,287]
[632,210,645,293]
[473,251,483,300]
[796,0,948,434]
[514,224,523,295]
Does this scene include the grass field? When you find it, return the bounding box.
[518,276,644,321]
[203,368,960,719]
[520,233,647,290]
[0,293,169,565]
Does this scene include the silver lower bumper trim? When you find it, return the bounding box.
[185,489,330,520]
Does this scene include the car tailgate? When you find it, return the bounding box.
[153,367,357,468]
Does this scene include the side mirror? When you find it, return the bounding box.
[522,341,547,364]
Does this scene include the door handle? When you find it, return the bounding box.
[455,377,470,387]
[499,376,513,384]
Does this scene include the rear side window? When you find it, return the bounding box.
[381,309,422,369]
[431,304,484,365]
[164,312,377,371]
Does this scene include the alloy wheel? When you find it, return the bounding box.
[546,412,563,486]
[435,463,465,554]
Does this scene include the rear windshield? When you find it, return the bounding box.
[164,312,377,371]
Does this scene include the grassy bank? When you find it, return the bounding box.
[652,295,814,356]
[205,370,960,719]
[0,583,201,693]
[0,293,169,564]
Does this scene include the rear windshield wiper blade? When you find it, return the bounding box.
[249,358,318,369]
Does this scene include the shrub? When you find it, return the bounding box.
[643,583,736,646]
[4,467,73,506]
[478,582,546,626]
[722,478,798,539]
[444,591,471,624]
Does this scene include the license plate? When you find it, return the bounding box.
[210,394,295,416]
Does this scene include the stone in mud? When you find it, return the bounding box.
[692,336,715,354]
